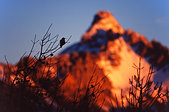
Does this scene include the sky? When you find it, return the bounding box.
[0,0,169,64]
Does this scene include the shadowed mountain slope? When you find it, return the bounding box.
[0,10,169,112]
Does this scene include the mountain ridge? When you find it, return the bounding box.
[0,10,169,111]
[62,10,169,69]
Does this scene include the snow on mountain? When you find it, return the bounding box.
[82,10,124,42]
[154,64,169,87]
[0,10,169,111]
[61,29,108,54]
[61,11,169,89]
[96,37,150,95]
[60,10,169,109]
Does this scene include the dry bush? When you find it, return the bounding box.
[2,25,108,112]
[2,25,71,112]
[110,58,164,112]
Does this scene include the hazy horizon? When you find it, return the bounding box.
[0,0,169,64]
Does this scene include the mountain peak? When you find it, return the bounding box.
[82,10,125,42]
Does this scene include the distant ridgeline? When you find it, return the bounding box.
[0,11,169,112]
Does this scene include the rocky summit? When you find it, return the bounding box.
[0,10,169,112]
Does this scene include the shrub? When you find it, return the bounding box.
[110,58,164,112]
[3,25,71,112]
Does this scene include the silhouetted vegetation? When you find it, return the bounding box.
[1,26,169,112]
[2,25,71,112]
[1,25,107,112]
[110,58,169,112]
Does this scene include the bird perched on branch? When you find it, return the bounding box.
[60,37,65,48]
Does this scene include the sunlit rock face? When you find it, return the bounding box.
[0,63,4,81]
[1,10,169,111]
[124,29,169,69]
[60,10,169,109]
[82,10,125,42]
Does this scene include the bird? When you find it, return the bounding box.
[60,37,65,48]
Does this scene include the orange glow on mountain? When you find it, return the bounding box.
[0,10,169,111]
[82,11,125,42]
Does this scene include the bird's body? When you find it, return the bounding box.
[60,37,65,48]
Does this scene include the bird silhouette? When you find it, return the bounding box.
[60,37,65,48]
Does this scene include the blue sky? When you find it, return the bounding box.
[0,0,169,64]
